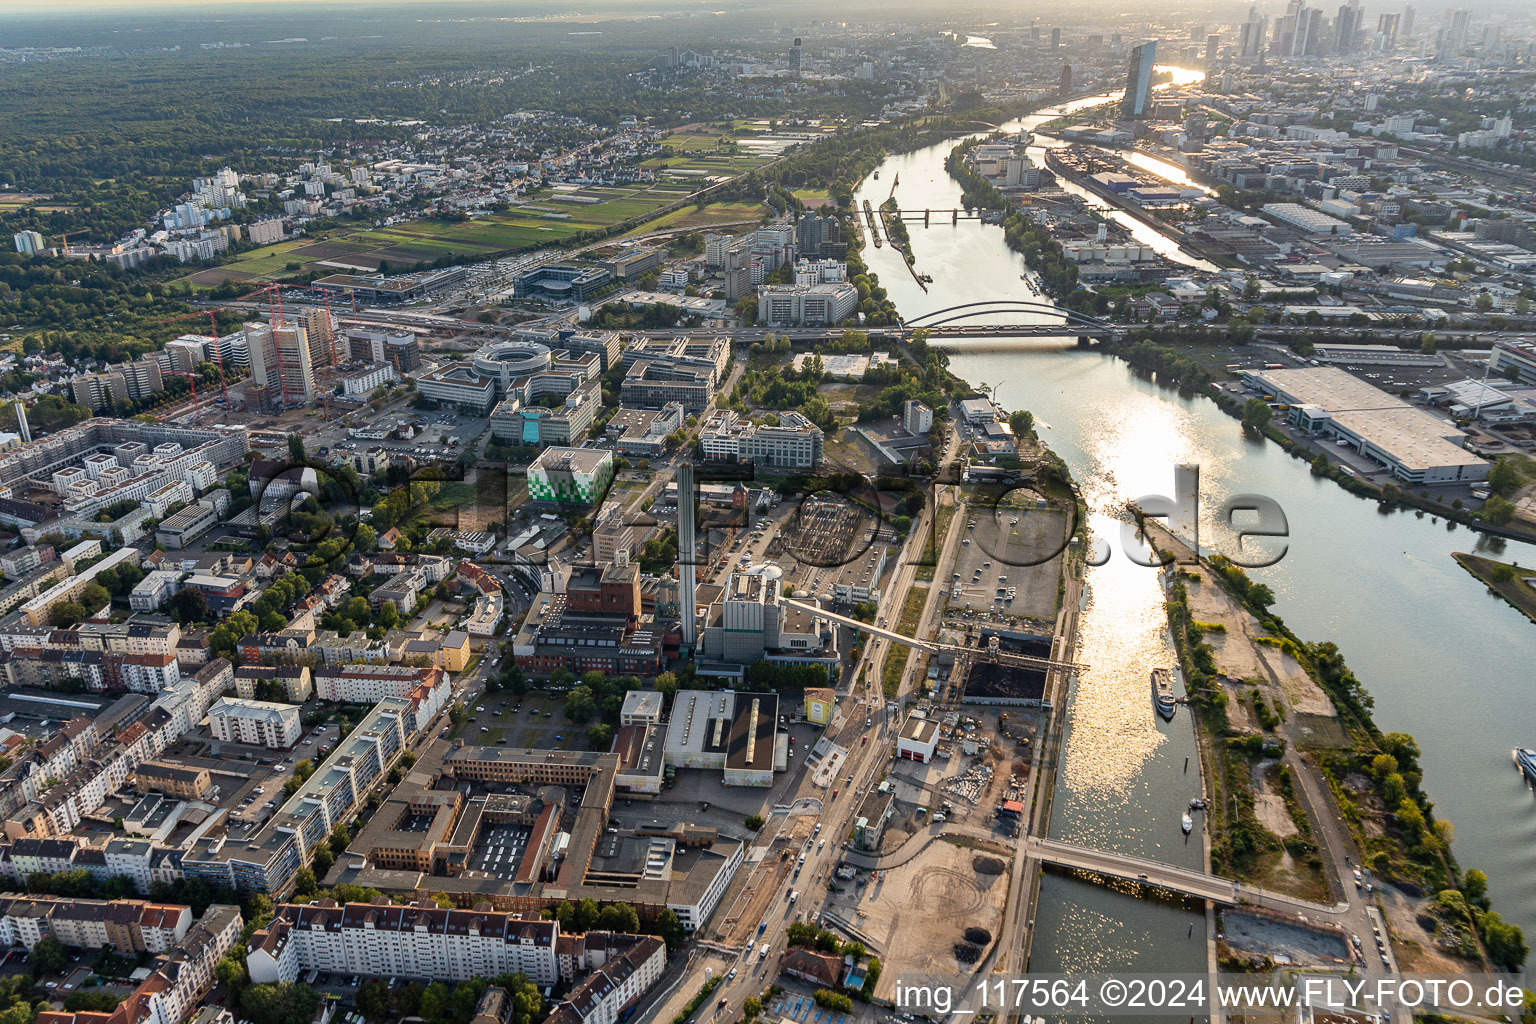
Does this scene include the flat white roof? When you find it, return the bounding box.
[1249,367,1482,473]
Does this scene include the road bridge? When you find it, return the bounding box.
[1027,837,1349,918]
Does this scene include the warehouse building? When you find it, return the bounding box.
[1242,367,1489,485]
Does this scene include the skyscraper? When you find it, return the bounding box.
[1335,3,1361,52]
[789,37,802,70]
[298,307,334,368]
[1205,33,1221,64]
[1122,40,1157,118]
[1401,5,1416,37]
[1060,62,1073,92]
[1050,27,1061,50]
[244,321,316,407]
[12,231,43,255]
[1377,12,1401,47]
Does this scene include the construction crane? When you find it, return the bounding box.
[164,370,202,419]
[144,308,234,408]
[59,230,89,256]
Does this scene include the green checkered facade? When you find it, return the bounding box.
[528,455,613,506]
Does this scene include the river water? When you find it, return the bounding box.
[850,83,1536,979]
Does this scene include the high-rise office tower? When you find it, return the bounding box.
[1122,40,1157,117]
[1050,27,1061,49]
[1205,33,1220,64]
[298,307,334,368]
[789,37,802,69]
[1377,12,1401,47]
[244,321,316,407]
[1060,62,1073,92]
[1401,5,1416,37]
[1335,3,1361,51]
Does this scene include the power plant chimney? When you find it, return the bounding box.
[677,461,698,650]
[14,402,29,444]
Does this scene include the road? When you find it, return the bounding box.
[656,461,946,1024]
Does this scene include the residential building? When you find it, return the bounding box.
[207,698,302,749]
[248,900,561,984]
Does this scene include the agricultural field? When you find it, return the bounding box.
[177,179,720,286]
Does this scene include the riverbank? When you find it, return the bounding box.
[853,78,1536,952]
[1140,518,1523,975]
[1452,552,1536,624]
[1038,143,1234,267]
[1096,332,1536,547]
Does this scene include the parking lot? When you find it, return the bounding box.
[944,503,1066,622]
[466,822,532,877]
[459,691,580,750]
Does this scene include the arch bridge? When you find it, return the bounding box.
[903,300,1119,337]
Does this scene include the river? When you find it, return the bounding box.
[849,81,1536,981]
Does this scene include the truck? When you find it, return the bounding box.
[759,945,769,960]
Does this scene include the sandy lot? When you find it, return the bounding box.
[1183,572,1334,717]
[824,839,1009,1001]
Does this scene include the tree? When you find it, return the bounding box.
[49,601,89,627]
[1475,292,1494,313]
[216,948,250,995]
[597,902,640,933]
[448,703,469,730]
[419,981,452,1022]
[1008,410,1034,436]
[586,723,612,749]
[1488,458,1522,498]
[353,523,377,552]
[564,686,597,724]
[652,907,685,949]
[293,867,317,898]
[168,587,210,624]
[1480,911,1528,969]
[241,983,320,1024]
[376,602,400,629]
[31,935,67,974]
[288,434,306,463]
[1484,494,1516,525]
[357,980,391,1021]
[1241,397,1271,432]
[329,822,351,854]
[744,814,765,830]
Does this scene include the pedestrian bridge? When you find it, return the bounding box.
[1027,837,1348,918]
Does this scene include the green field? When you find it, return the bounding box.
[186,179,719,285]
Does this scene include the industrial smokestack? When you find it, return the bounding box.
[14,402,29,444]
[677,461,698,649]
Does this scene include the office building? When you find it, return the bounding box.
[756,283,859,326]
[1123,40,1157,117]
[697,409,823,468]
[527,447,614,506]
[511,263,612,304]
[903,399,934,435]
[414,363,497,415]
[244,321,316,407]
